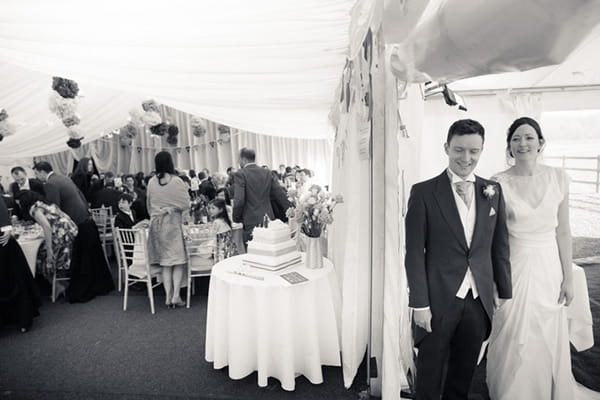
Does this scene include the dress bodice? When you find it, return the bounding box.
[492,165,568,244]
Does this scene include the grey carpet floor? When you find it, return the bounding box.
[0,276,366,400]
[2,262,598,400]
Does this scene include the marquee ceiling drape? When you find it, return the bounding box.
[0,0,355,161]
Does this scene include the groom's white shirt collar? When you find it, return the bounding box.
[447,168,475,184]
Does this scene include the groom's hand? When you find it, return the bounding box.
[414,309,432,332]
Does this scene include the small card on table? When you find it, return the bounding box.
[280,271,309,285]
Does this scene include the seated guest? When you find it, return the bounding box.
[0,196,42,333]
[10,166,46,219]
[207,198,237,261]
[33,161,114,303]
[16,191,78,297]
[91,175,121,214]
[114,193,139,230]
[10,166,46,198]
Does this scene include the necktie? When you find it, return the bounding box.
[454,181,473,209]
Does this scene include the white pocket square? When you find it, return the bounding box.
[489,207,496,216]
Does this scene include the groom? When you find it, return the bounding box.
[405,119,512,399]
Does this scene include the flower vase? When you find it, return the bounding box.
[305,236,323,269]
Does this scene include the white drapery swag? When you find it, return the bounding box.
[0,0,355,159]
[33,106,334,182]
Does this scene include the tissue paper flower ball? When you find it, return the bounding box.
[66,137,83,148]
[0,109,8,122]
[62,115,81,127]
[141,111,162,127]
[168,124,179,136]
[141,99,160,113]
[49,92,78,119]
[52,77,80,99]
[150,122,169,136]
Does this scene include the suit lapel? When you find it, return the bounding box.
[471,176,489,249]
[433,171,468,251]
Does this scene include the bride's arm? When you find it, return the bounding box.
[555,171,574,306]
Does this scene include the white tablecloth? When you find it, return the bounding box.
[17,237,44,276]
[568,264,594,351]
[205,254,342,391]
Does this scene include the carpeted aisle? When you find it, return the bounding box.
[0,273,365,400]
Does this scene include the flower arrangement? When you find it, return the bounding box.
[0,108,16,142]
[49,77,84,148]
[190,116,207,137]
[286,184,343,238]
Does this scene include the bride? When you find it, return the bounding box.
[486,117,598,399]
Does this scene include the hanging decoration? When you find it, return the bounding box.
[49,76,84,148]
[217,124,231,144]
[0,108,17,142]
[190,116,207,137]
[166,124,179,145]
[149,122,169,136]
[124,123,137,138]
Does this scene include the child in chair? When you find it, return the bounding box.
[207,198,238,261]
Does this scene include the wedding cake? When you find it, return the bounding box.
[244,219,301,271]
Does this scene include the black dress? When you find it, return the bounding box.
[66,219,115,303]
[0,238,42,331]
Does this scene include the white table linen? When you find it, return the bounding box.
[205,254,341,391]
[17,237,44,277]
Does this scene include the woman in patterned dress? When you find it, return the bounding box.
[16,190,78,291]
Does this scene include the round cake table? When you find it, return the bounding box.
[205,253,341,391]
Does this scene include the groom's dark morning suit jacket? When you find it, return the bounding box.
[405,171,512,344]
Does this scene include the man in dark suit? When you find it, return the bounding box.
[91,177,121,214]
[404,119,512,400]
[9,166,46,220]
[33,161,89,225]
[10,167,46,198]
[198,171,216,201]
[232,148,291,245]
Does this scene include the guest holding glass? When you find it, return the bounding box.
[16,190,78,296]
[146,151,190,308]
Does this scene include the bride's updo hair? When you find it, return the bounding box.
[506,117,545,158]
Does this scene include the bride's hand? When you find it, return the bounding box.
[558,279,574,306]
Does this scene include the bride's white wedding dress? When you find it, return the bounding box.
[487,165,599,400]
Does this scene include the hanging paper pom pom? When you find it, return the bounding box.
[128,109,144,126]
[191,116,207,137]
[67,126,84,139]
[124,123,137,138]
[49,92,78,120]
[150,122,169,136]
[218,132,231,144]
[67,137,83,148]
[0,109,8,122]
[119,135,132,147]
[166,134,178,145]
[167,124,179,136]
[52,77,80,99]
[141,111,162,127]
[0,121,17,140]
[62,114,81,127]
[141,99,160,113]
[217,124,231,134]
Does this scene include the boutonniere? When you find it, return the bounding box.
[482,184,496,200]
